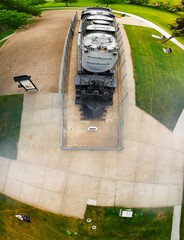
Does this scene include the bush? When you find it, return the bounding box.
[1,0,41,16]
[0,9,35,29]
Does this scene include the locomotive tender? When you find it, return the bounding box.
[75,7,119,118]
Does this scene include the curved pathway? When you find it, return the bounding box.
[113,10,184,50]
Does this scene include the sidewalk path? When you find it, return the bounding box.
[113,10,184,50]
[171,205,182,240]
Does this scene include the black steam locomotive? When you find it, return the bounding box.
[75,7,119,118]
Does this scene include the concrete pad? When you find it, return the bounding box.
[52,94,63,108]
[140,113,184,152]
[114,156,137,182]
[171,151,184,169]
[154,165,171,184]
[33,109,53,125]
[21,110,34,126]
[38,190,63,213]
[139,143,172,167]
[34,93,53,110]
[0,175,6,192]
[23,164,46,188]
[168,185,183,206]
[7,160,26,182]
[124,104,143,141]
[135,160,155,183]
[27,124,51,145]
[119,139,139,162]
[17,145,49,166]
[49,124,62,147]
[151,184,169,207]
[65,173,100,200]
[115,181,134,207]
[0,156,9,176]
[47,147,71,171]
[20,183,41,206]
[43,168,67,193]
[50,108,62,124]
[69,142,138,181]
[132,183,153,207]
[23,93,36,111]
[97,178,116,206]
[173,109,184,140]
[61,194,87,219]
[69,151,119,179]
[4,178,22,199]
[169,168,183,185]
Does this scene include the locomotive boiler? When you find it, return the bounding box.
[75,7,119,118]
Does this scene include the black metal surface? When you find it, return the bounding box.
[75,7,119,120]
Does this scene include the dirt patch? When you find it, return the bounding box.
[0,10,79,95]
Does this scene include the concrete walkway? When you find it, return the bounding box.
[113,10,184,50]
[0,17,184,220]
[174,109,184,140]
[171,205,182,240]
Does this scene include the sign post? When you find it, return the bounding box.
[14,75,38,91]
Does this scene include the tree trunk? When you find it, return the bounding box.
[66,1,68,7]
[161,35,173,44]
[106,4,109,7]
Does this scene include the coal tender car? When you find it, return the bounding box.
[75,7,119,118]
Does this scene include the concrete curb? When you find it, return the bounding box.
[171,205,182,240]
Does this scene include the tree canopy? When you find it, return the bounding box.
[54,0,78,7]
[163,17,184,43]
[95,0,121,7]
[0,0,45,30]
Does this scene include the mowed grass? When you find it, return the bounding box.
[0,29,15,41]
[0,192,173,240]
[39,1,184,44]
[124,25,184,130]
[0,94,23,159]
[0,39,7,48]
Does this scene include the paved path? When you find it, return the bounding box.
[171,205,182,240]
[114,10,184,50]
[174,109,184,140]
[0,15,184,219]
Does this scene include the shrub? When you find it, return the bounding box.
[0,9,35,29]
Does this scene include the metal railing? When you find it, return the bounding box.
[59,12,78,93]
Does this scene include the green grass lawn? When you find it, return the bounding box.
[0,39,7,48]
[124,25,184,130]
[0,94,23,160]
[0,192,173,240]
[0,29,15,41]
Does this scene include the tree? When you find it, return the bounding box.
[0,0,44,31]
[95,0,121,7]
[55,0,78,7]
[28,0,46,6]
[1,0,42,16]
[0,9,35,29]
[129,0,149,5]
[162,17,184,44]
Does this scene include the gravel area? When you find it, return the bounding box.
[0,10,78,95]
